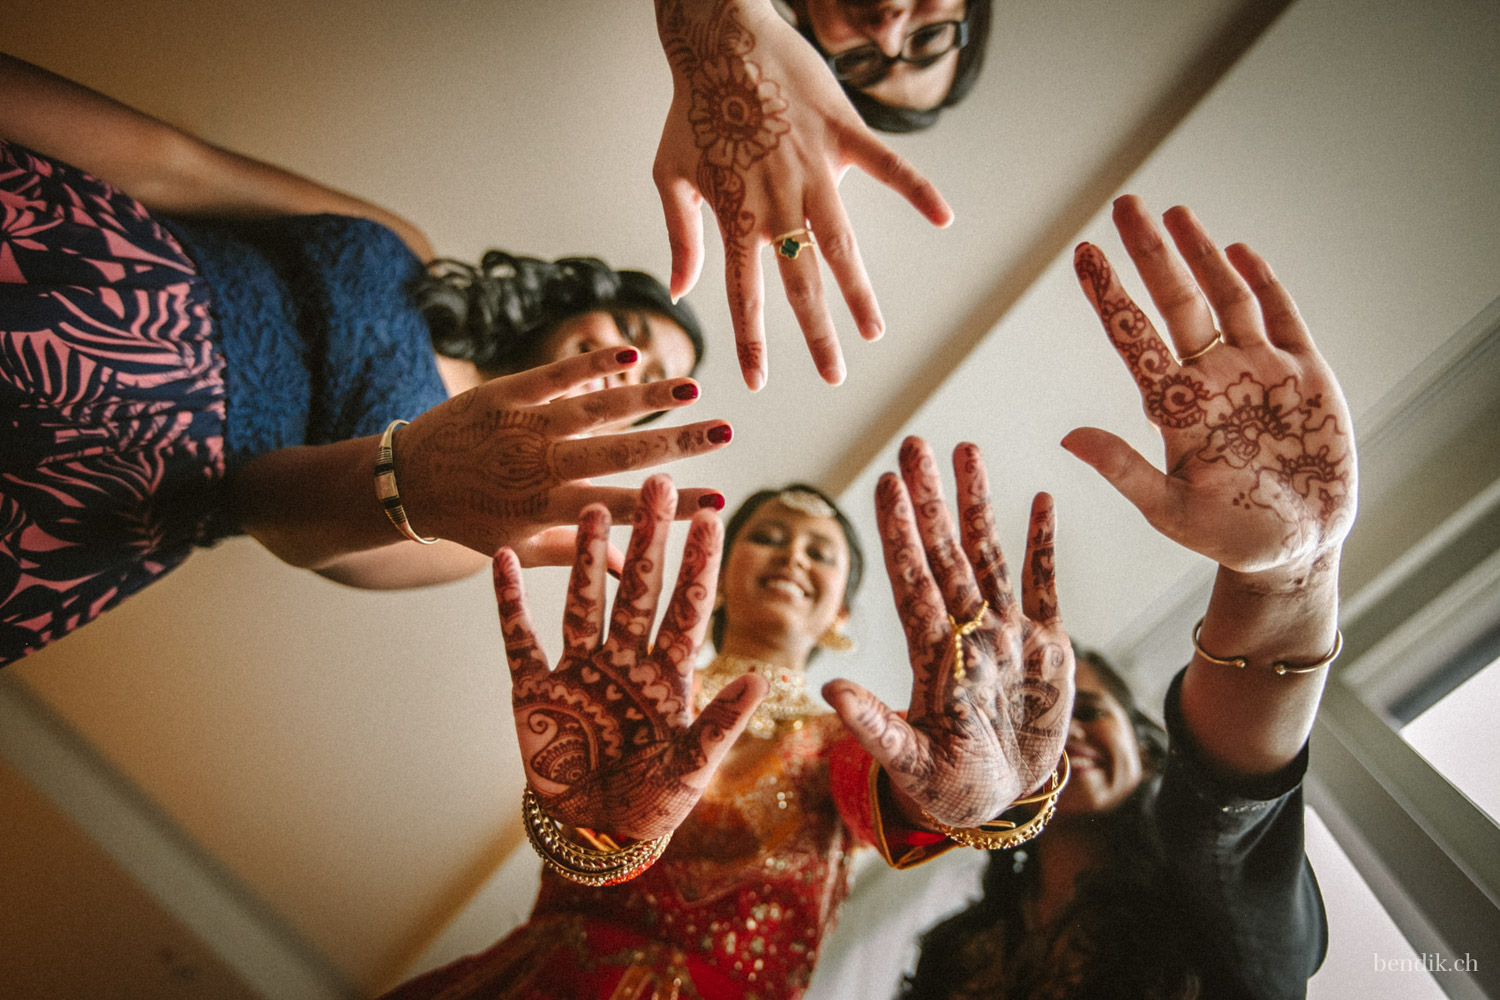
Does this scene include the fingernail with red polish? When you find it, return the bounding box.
[698,492,725,510]
[607,565,622,581]
[616,348,639,364]
[707,424,732,445]
[672,382,699,401]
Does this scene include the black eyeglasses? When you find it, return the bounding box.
[826,19,970,88]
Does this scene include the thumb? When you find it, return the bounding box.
[656,172,705,301]
[683,673,768,781]
[822,678,918,774]
[1060,427,1171,529]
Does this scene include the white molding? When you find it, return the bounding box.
[0,676,355,1000]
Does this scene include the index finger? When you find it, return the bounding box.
[806,178,884,342]
[843,127,953,228]
[875,472,949,716]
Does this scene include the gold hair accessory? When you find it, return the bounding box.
[772,227,816,260]
[947,600,989,682]
[1177,336,1222,363]
[521,786,670,887]
[922,752,1071,850]
[1191,618,1343,676]
[375,419,437,545]
[775,488,836,518]
[696,654,820,738]
[818,623,856,653]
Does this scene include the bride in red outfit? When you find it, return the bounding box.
[383,458,1076,999]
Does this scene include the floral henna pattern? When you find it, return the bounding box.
[1196,373,1352,548]
[1076,247,1209,429]
[659,0,790,307]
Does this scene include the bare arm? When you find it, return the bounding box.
[0,52,433,259]
[1064,196,1356,781]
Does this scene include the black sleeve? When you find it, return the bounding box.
[1151,668,1329,1000]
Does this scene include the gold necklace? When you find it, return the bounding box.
[695,654,820,739]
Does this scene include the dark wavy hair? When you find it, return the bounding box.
[899,647,1202,1000]
[710,483,865,656]
[411,252,705,423]
[796,0,992,134]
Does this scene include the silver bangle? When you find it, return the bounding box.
[375,419,437,545]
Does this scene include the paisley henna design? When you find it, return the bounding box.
[497,480,757,841]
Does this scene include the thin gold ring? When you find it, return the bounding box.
[772,227,816,260]
[1177,336,1222,363]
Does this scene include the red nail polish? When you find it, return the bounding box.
[672,383,699,401]
[606,565,622,581]
[698,492,725,510]
[616,348,639,364]
[707,424,732,444]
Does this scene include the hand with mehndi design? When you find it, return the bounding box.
[397,347,733,567]
[823,437,1074,829]
[1061,195,1357,582]
[653,0,953,390]
[495,475,767,840]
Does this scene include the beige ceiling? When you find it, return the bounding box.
[3,0,1498,997]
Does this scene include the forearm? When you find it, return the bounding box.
[0,52,432,259]
[1180,551,1341,781]
[230,436,411,572]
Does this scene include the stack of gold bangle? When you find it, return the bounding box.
[922,751,1071,850]
[521,787,670,887]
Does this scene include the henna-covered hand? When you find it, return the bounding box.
[823,437,1074,828]
[653,0,952,390]
[495,475,767,840]
[1063,196,1357,581]
[397,348,732,564]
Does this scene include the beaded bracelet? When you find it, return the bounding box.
[375,419,437,545]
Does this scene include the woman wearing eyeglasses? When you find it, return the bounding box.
[787,0,990,133]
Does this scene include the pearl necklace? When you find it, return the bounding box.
[695,654,820,739]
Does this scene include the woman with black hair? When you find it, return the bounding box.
[382,450,1075,999]
[890,194,1351,1000]
[0,53,727,665]
[787,0,991,134]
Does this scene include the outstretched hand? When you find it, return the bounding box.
[1062,196,1357,580]
[653,0,952,390]
[824,437,1074,829]
[398,348,732,566]
[495,475,766,840]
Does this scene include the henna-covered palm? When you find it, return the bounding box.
[653,0,951,389]
[495,475,767,840]
[1063,196,1357,579]
[823,437,1074,829]
[398,348,732,564]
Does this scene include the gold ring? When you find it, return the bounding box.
[947,599,989,682]
[1177,336,1222,363]
[773,228,816,260]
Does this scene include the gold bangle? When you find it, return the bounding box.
[375,419,437,545]
[1191,618,1343,676]
[521,786,670,887]
[921,752,1071,851]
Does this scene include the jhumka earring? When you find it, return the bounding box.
[818,623,856,653]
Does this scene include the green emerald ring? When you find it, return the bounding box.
[773,228,816,260]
